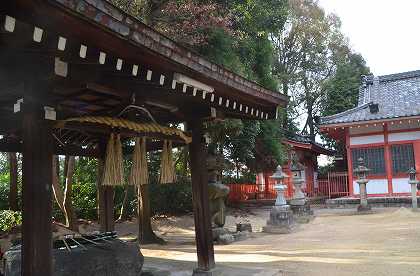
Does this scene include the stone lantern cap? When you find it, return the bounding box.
[270,166,289,181]
[353,157,370,178]
[290,161,305,172]
[408,167,418,182]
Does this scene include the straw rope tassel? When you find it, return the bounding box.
[159,140,168,184]
[102,133,116,186]
[140,137,149,185]
[114,134,124,185]
[102,133,124,186]
[130,137,148,186]
[167,141,175,183]
[129,137,141,186]
[160,140,176,184]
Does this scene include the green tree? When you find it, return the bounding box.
[322,53,370,117]
[320,53,370,151]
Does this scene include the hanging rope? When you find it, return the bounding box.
[130,137,149,186]
[102,133,124,186]
[160,140,176,184]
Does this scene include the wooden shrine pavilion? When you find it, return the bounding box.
[0,0,287,275]
[255,134,333,200]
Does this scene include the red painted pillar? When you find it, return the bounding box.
[345,128,354,196]
[384,124,393,195]
[305,159,314,197]
[414,141,420,178]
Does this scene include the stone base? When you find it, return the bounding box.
[291,202,314,223]
[357,204,372,212]
[212,227,250,245]
[236,223,252,233]
[290,198,306,206]
[263,205,296,234]
[263,224,295,234]
[193,268,222,276]
[212,227,229,240]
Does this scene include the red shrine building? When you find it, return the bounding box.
[320,70,420,197]
[256,134,333,199]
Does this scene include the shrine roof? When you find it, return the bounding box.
[284,133,334,156]
[4,0,287,110]
[320,70,420,126]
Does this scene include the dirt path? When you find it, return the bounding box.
[138,207,420,276]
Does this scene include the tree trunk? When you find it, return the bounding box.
[235,160,240,179]
[52,156,78,231]
[138,185,164,244]
[118,185,132,221]
[8,152,18,211]
[63,156,78,231]
[52,156,65,214]
[307,103,315,141]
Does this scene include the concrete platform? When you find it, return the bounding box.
[326,196,420,208]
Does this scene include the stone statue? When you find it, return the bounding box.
[207,150,230,228]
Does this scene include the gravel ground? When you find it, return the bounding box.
[3,207,418,275]
[137,207,420,276]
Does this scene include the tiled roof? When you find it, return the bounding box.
[50,0,288,106]
[320,70,420,125]
[284,133,334,155]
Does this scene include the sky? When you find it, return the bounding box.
[318,0,420,76]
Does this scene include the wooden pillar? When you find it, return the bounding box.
[21,100,53,276]
[189,120,215,273]
[97,139,115,232]
[345,128,354,196]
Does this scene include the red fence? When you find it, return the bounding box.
[316,172,350,198]
[227,183,278,202]
[227,172,349,203]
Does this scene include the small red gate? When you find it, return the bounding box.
[317,172,349,198]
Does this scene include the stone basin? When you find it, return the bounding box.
[3,240,144,276]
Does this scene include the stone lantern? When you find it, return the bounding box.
[354,157,371,212]
[408,167,419,210]
[290,161,306,206]
[271,165,289,206]
[263,166,296,234]
[290,161,313,222]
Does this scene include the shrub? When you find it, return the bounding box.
[72,182,98,220]
[0,210,22,232]
[149,180,193,216]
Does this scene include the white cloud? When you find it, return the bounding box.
[319,0,420,76]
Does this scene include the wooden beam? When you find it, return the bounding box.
[21,100,53,276]
[189,120,215,273]
[0,140,100,157]
[0,139,185,156]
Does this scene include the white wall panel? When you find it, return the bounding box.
[353,179,388,195]
[392,178,411,193]
[388,131,420,142]
[350,135,384,146]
